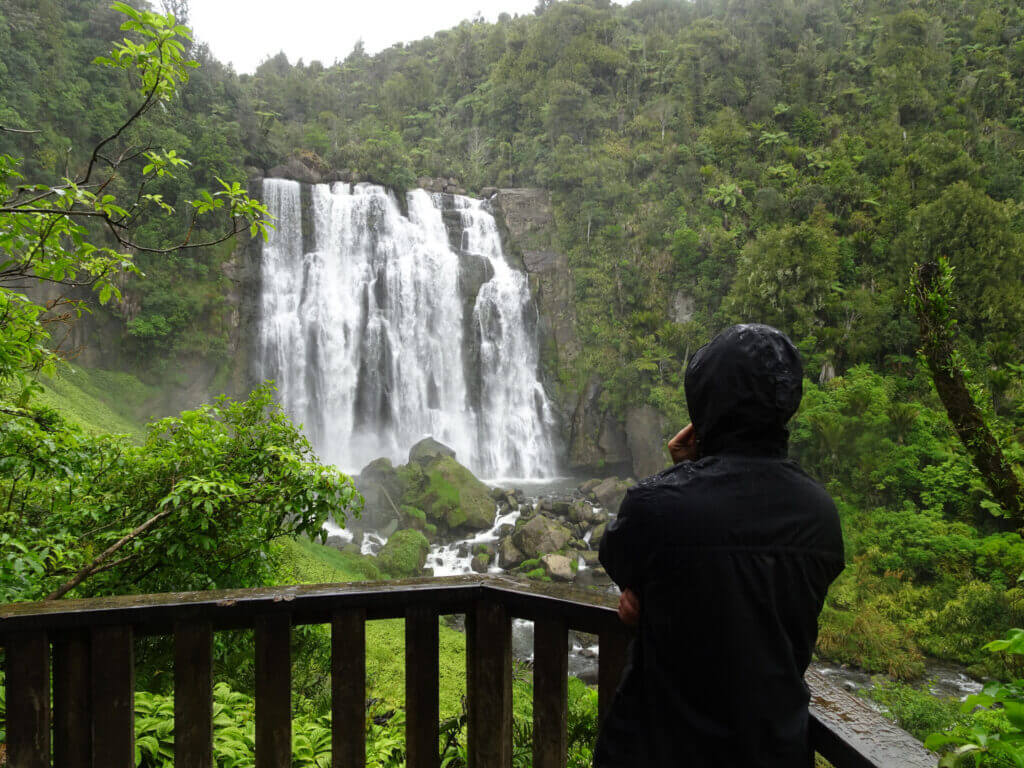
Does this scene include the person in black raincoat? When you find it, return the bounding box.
[595,324,844,768]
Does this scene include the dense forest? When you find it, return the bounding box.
[2,0,1024,763]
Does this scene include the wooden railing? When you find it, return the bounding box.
[0,574,934,768]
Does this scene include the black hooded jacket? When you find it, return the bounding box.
[595,325,844,768]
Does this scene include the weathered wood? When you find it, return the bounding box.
[332,609,366,768]
[53,631,92,768]
[91,625,134,768]
[175,622,213,768]
[5,631,50,768]
[532,618,568,768]
[597,625,630,725]
[806,669,935,768]
[255,614,291,768]
[406,605,440,768]
[467,599,512,768]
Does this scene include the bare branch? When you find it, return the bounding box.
[0,125,40,134]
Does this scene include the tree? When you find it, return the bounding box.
[0,2,268,388]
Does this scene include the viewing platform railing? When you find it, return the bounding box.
[0,574,934,768]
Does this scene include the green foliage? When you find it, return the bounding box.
[867,679,966,742]
[927,630,1024,766]
[0,383,361,602]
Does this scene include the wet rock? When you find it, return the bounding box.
[490,487,507,501]
[569,538,586,550]
[579,478,602,497]
[570,500,596,524]
[355,457,404,530]
[400,452,494,533]
[552,501,571,517]
[541,554,574,582]
[513,516,572,559]
[581,550,601,567]
[625,406,668,479]
[590,522,608,548]
[587,566,613,587]
[593,477,630,511]
[457,543,471,558]
[496,523,515,538]
[473,543,496,557]
[505,493,518,509]
[268,156,322,184]
[498,537,526,568]
[380,519,399,539]
[538,498,554,512]
[408,437,457,465]
[569,376,630,472]
[471,554,491,573]
[377,529,430,577]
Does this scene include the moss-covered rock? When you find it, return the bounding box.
[399,455,494,534]
[377,529,430,577]
[513,515,572,559]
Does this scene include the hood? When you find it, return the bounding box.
[684,324,803,457]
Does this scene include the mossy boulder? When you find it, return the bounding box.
[497,537,525,568]
[408,437,456,466]
[355,458,405,530]
[399,454,494,535]
[377,529,430,577]
[541,553,574,582]
[513,516,572,559]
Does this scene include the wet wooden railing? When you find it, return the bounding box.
[0,574,933,768]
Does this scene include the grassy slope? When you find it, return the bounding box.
[33,364,159,439]
[276,537,470,717]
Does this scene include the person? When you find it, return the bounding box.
[594,323,844,768]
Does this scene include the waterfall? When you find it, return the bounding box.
[256,178,557,479]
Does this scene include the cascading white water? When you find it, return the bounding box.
[256,178,557,479]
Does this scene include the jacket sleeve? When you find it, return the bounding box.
[599,488,646,591]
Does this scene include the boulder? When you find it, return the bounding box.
[552,501,571,517]
[580,550,601,567]
[593,477,630,512]
[377,529,430,577]
[570,500,596,524]
[579,478,602,497]
[497,537,525,568]
[626,406,669,479]
[408,437,456,466]
[471,554,491,573]
[541,554,574,582]
[355,458,404,530]
[590,522,608,548]
[400,453,495,534]
[513,516,572,559]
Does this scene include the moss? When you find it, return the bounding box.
[378,529,430,577]
[279,536,382,582]
[520,558,542,571]
[400,456,493,531]
[33,363,159,439]
[525,568,548,581]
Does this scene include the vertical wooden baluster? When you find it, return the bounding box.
[5,630,50,768]
[405,605,439,768]
[255,613,292,768]
[597,626,630,726]
[91,625,135,768]
[533,618,568,768]
[466,600,512,768]
[54,631,92,768]
[175,622,213,768]
[332,609,366,768]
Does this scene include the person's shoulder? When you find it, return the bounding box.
[627,460,705,501]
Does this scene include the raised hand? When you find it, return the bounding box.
[667,423,699,464]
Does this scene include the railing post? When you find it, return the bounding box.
[406,604,440,768]
[53,631,92,768]
[533,618,568,768]
[175,621,214,768]
[91,625,135,768]
[255,614,292,768]
[5,630,50,768]
[597,625,630,726]
[467,599,512,768]
[333,608,367,768]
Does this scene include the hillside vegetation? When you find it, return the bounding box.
[2,0,1024,756]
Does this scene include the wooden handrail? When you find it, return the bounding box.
[0,574,935,768]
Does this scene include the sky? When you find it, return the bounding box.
[187,0,541,74]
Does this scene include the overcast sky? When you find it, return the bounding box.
[187,1,540,74]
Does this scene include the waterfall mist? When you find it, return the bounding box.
[256,178,557,479]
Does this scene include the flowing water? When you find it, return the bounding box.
[256,179,556,479]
